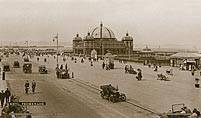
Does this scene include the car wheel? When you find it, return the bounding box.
[121,94,126,101]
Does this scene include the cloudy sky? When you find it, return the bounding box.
[0,0,201,49]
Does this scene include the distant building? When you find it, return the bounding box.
[170,52,201,70]
[73,23,133,57]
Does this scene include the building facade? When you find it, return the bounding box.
[73,23,133,57]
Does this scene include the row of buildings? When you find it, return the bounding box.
[72,23,201,70]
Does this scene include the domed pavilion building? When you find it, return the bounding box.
[73,23,134,58]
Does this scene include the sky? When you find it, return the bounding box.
[0,0,201,49]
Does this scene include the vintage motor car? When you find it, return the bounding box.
[125,65,137,74]
[100,84,126,103]
[159,104,192,118]
[56,68,70,79]
[23,63,32,73]
[13,61,20,68]
[1,96,26,118]
[24,58,29,62]
[39,65,48,74]
[3,65,10,72]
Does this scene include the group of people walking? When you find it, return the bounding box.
[25,80,36,94]
[0,88,11,108]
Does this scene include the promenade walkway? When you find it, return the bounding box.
[0,80,7,116]
[36,55,201,113]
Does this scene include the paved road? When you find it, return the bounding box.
[6,66,100,118]
[3,54,158,118]
[32,54,201,113]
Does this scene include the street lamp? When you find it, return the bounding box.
[53,33,59,68]
[25,41,28,48]
[25,41,29,56]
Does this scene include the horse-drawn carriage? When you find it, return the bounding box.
[56,68,70,79]
[39,65,48,74]
[100,84,126,103]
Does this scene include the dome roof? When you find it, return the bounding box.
[122,33,133,41]
[91,23,115,39]
[83,32,94,40]
[142,46,152,52]
[73,34,82,41]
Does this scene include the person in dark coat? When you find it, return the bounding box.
[102,62,105,69]
[81,58,84,63]
[65,64,68,70]
[154,66,158,71]
[0,90,5,107]
[32,80,36,94]
[192,69,195,76]
[60,65,63,70]
[4,88,11,103]
[125,65,128,73]
[136,70,142,81]
[25,81,30,94]
[44,58,47,62]
[26,110,32,118]
[91,61,93,66]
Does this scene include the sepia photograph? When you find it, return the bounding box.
[0,0,201,117]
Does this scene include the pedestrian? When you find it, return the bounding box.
[44,58,47,62]
[26,110,32,118]
[25,80,29,94]
[75,58,77,63]
[60,65,63,70]
[136,70,142,81]
[63,58,66,62]
[81,58,84,63]
[0,90,5,107]
[154,66,158,71]
[102,62,105,69]
[91,61,93,66]
[32,80,36,94]
[72,72,74,78]
[192,69,195,76]
[4,88,11,103]
[65,63,68,70]
[130,65,133,71]
[125,65,128,73]
[2,71,5,80]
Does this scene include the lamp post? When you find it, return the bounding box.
[53,33,59,68]
[129,43,130,60]
[25,41,28,48]
[25,41,29,56]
